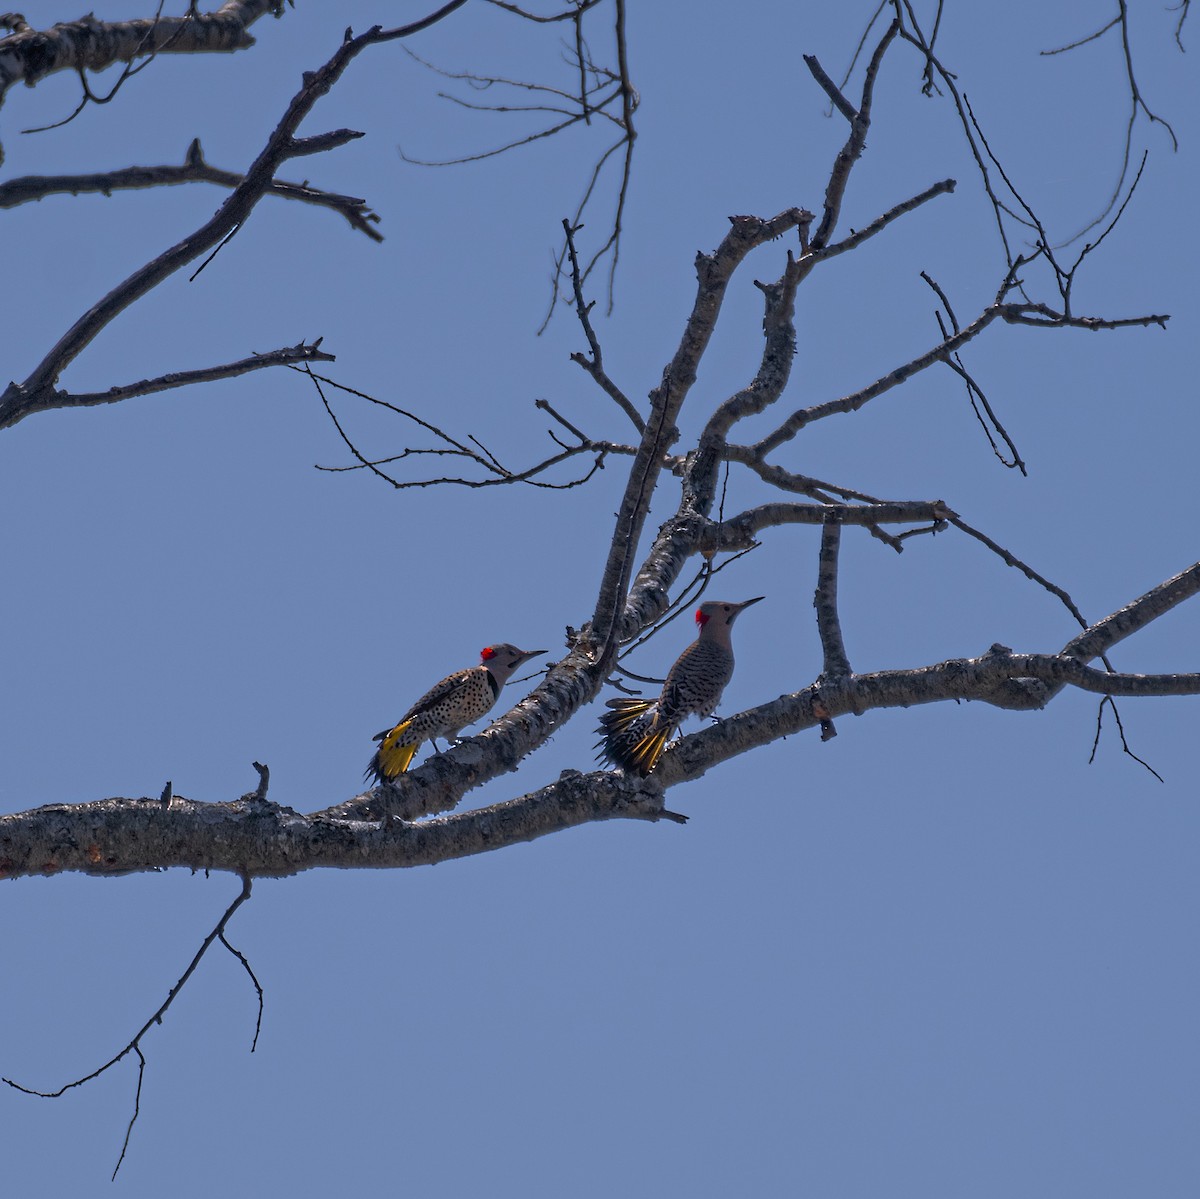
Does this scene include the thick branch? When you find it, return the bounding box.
[700,500,953,551]
[656,651,1200,784]
[0,771,677,881]
[0,2,281,108]
[1063,562,1200,663]
[4,638,1193,881]
[591,209,810,646]
[692,250,806,506]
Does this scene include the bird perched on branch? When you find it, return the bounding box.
[366,643,545,784]
[597,597,764,775]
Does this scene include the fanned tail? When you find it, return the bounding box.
[365,719,419,784]
[596,698,674,775]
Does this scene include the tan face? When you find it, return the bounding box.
[481,644,546,670]
[695,596,764,627]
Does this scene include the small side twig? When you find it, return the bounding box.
[921,271,1026,473]
[950,515,1090,631]
[20,1,188,137]
[306,368,629,490]
[1088,694,1164,782]
[814,515,852,679]
[563,219,644,432]
[218,932,265,1053]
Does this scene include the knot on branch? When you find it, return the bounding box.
[982,676,1052,711]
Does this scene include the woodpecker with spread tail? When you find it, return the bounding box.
[366,644,545,784]
[597,597,763,775]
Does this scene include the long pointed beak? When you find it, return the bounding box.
[736,596,765,610]
[518,648,547,664]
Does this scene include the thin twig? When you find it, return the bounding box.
[1088,694,1164,782]
[950,515,1089,630]
[4,875,255,1180]
[306,367,625,490]
[1041,15,1121,55]
[19,1,189,136]
[219,932,265,1053]
[562,219,644,431]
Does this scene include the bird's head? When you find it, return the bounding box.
[695,596,764,629]
[480,643,547,683]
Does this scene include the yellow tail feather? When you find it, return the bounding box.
[373,720,418,780]
[596,698,675,774]
[603,698,655,735]
[629,726,671,774]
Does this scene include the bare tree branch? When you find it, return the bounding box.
[814,516,852,678]
[591,210,812,649]
[399,0,637,322]
[3,875,256,1179]
[563,219,644,432]
[37,341,334,417]
[0,138,383,239]
[701,501,953,552]
[310,370,632,490]
[0,3,285,113]
[920,270,1027,473]
[3,613,1196,878]
[807,19,898,251]
[0,4,470,432]
[752,294,1167,458]
[485,0,606,23]
[816,177,956,260]
[1089,694,1165,782]
[1063,562,1200,664]
[655,651,1200,785]
[1040,1,1178,243]
[1173,0,1191,50]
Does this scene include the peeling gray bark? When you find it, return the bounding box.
[0,2,281,110]
[1,644,1195,882]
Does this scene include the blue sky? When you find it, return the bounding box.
[1,3,1197,1195]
